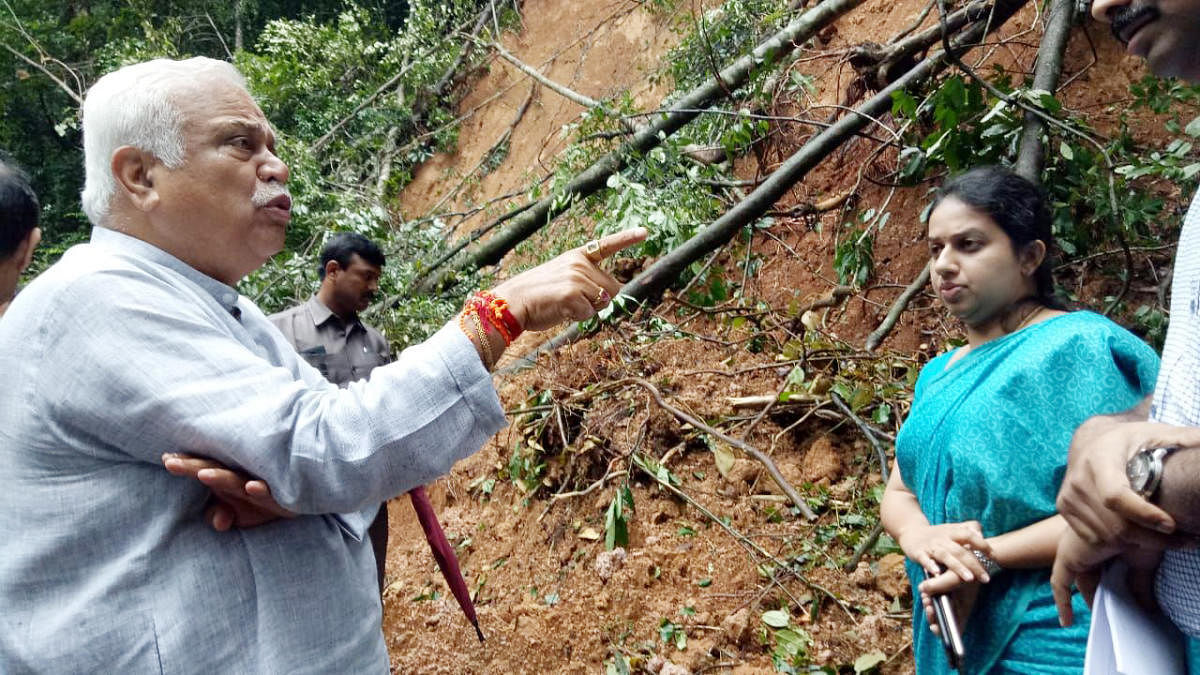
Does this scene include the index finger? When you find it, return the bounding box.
[582,227,648,262]
[1050,558,1077,626]
[163,453,226,476]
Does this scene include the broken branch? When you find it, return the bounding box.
[626,377,817,521]
[864,262,930,352]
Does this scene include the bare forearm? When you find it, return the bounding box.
[880,462,930,543]
[986,515,1068,569]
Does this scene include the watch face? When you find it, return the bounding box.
[1127,452,1152,493]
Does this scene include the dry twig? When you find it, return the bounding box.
[625,377,817,520]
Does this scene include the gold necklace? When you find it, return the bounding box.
[1011,301,1044,332]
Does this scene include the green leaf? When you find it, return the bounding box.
[761,609,790,628]
[709,439,735,479]
[606,652,631,675]
[1185,115,1200,137]
[774,627,810,661]
[604,486,631,550]
[1060,142,1074,161]
[853,650,887,673]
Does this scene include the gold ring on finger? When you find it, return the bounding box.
[584,239,602,262]
[594,288,611,308]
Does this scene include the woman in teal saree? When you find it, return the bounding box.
[880,166,1159,673]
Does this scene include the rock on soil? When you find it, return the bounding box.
[801,435,843,483]
[594,547,627,582]
[876,553,911,599]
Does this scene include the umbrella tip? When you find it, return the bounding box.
[474,622,485,643]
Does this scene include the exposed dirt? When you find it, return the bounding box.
[383,1,1183,672]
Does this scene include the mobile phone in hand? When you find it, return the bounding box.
[923,567,964,670]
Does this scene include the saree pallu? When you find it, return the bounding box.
[896,312,1159,673]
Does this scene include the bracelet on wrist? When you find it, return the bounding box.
[971,549,1002,576]
[458,308,494,369]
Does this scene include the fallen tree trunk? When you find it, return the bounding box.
[864,263,930,352]
[849,0,997,91]
[1013,0,1075,181]
[514,0,1029,363]
[413,0,868,294]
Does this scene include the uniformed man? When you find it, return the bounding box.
[270,231,393,590]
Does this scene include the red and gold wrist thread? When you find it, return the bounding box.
[470,290,523,345]
[468,295,511,345]
[478,290,523,341]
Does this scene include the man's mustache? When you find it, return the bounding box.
[1109,2,1161,45]
[251,182,291,207]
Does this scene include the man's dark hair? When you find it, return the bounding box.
[318,232,385,280]
[0,160,39,260]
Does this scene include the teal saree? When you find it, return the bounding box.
[895,312,1159,673]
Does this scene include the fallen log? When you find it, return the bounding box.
[515,0,1029,363]
[411,0,869,294]
[1014,0,1076,182]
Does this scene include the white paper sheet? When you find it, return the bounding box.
[1083,560,1186,675]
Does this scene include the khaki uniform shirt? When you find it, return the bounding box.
[269,296,391,387]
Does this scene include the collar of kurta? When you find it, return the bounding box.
[90,226,242,316]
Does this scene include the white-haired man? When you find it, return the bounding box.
[1050,0,1200,647]
[0,57,643,671]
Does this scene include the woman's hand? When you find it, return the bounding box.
[898,520,994,583]
[920,581,982,635]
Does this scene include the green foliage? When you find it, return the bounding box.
[760,608,811,672]
[604,652,632,675]
[506,439,548,494]
[890,73,1022,182]
[604,484,635,550]
[658,617,688,651]
[519,0,797,303]
[834,227,874,287]
[665,0,793,92]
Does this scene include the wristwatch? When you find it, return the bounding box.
[1126,446,1180,499]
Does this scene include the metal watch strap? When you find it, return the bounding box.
[1137,445,1179,499]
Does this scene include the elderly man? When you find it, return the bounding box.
[0,56,643,671]
[1051,0,1200,642]
[271,231,393,591]
[0,159,41,317]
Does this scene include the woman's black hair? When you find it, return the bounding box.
[930,165,1065,310]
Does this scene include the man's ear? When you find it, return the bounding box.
[16,227,41,274]
[1020,239,1047,276]
[111,146,161,212]
[324,259,342,280]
